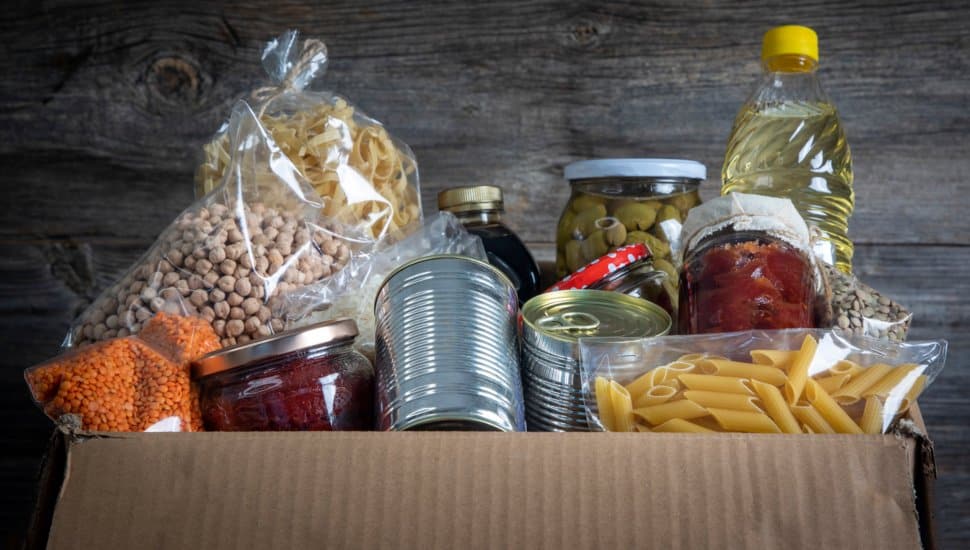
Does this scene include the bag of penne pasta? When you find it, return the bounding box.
[196,30,422,244]
[579,329,946,434]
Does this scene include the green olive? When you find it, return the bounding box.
[625,231,670,258]
[572,204,608,238]
[556,254,568,278]
[669,192,699,214]
[657,205,681,224]
[653,258,677,280]
[596,217,627,247]
[614,202,658,232]
[557,210,576,244]
[570,194,606,214]
[581,230,609,261]
[565,240,585,273]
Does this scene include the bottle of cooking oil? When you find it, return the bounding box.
[722,25,854,272]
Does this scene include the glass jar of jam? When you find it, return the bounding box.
[678,193,820,335]
[192,318,375,431]
[556,159,706,279]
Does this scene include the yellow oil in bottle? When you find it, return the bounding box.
[722,102,853,271]
[722,26,855,273]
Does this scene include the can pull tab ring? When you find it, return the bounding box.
[537,312,601,335]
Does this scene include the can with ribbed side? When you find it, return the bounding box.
[374,255,525,431]
[521,290,671,431]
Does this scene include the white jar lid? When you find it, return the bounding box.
[564,158,707,181]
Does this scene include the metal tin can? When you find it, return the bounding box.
[374,255,525,431]
[520,290,671,431]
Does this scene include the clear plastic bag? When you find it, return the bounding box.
[196,30,422,244]
[27,313,220,432]
[822,264,912,342]
[580,329,946,434]
[282,212,487,361]
[68,101,364,349]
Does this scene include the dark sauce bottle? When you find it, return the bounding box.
[438,186,541,305]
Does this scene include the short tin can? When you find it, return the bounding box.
[374,255,525,431]
[521,289,671,431]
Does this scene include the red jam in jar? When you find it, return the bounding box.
[192,318,374,431]
[679,231,816,334]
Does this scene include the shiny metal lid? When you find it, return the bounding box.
[437,185,504,213]
[192,318,358,379]
[522,290,671,344]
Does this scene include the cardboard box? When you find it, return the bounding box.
[28,414,936,550]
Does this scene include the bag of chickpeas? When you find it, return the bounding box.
[67,98,371,350]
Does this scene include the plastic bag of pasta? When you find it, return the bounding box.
[579,329,946,434]
[196,30,422,244]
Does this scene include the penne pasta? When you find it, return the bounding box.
[609,381,634,432]
[678,373,754,395]
[683,390,763,412]
[633,400,708,426]
[633,423,652,432]
[657,378,682,392]
[815,373,852,394]
[898,375,928,414]
[749,349,797,370]
[652,418,715,433]
[700,360,788,386]
[595,377,616,432]
[633,384,678,408]
[707,408,781,433]
[863,364,920,398]
[750,379,802,434]
[625,367,669,401]
[784,335,818,404]
[665,361,697,376]
[831,364,892,405]
[859,396,885,434]
[829,360,864,378]
[678,353,706,363]
[791,402,835,434]
[805,380,863,434]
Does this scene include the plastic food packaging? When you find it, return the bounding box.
[67,99,368,349]
[580,329,946,434]
[282,212,487,361]
[193,318,374,431]
[196,30,422,244]
[823,263,912,343]
[25,313,220,432]
[678,193,827,334]
[555,158,704,279]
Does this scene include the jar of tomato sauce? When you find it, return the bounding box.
[192,318,375,431]
[678,193,819,334]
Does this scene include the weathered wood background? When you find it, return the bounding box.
[1,0,968,546]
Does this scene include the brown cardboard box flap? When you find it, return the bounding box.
[44,432,927,550]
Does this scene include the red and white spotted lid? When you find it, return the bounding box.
[547,243,651,292]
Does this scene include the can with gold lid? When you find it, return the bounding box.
[521,289,671,431]
[438,185,541,305]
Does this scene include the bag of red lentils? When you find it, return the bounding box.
[26,313,220,432]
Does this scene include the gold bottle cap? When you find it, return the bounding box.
[437,185,504,213]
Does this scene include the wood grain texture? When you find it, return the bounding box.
[1,0,968,546]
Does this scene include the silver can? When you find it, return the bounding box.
[375,255,525,431]
[521,290,671,431]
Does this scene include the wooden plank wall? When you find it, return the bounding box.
[1,0,968,546]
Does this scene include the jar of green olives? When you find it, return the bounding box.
[556,159,706,279]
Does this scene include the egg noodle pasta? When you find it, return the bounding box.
[196,31,421,243]
[584,329,947,434]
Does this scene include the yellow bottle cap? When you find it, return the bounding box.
[761,25,818,62]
